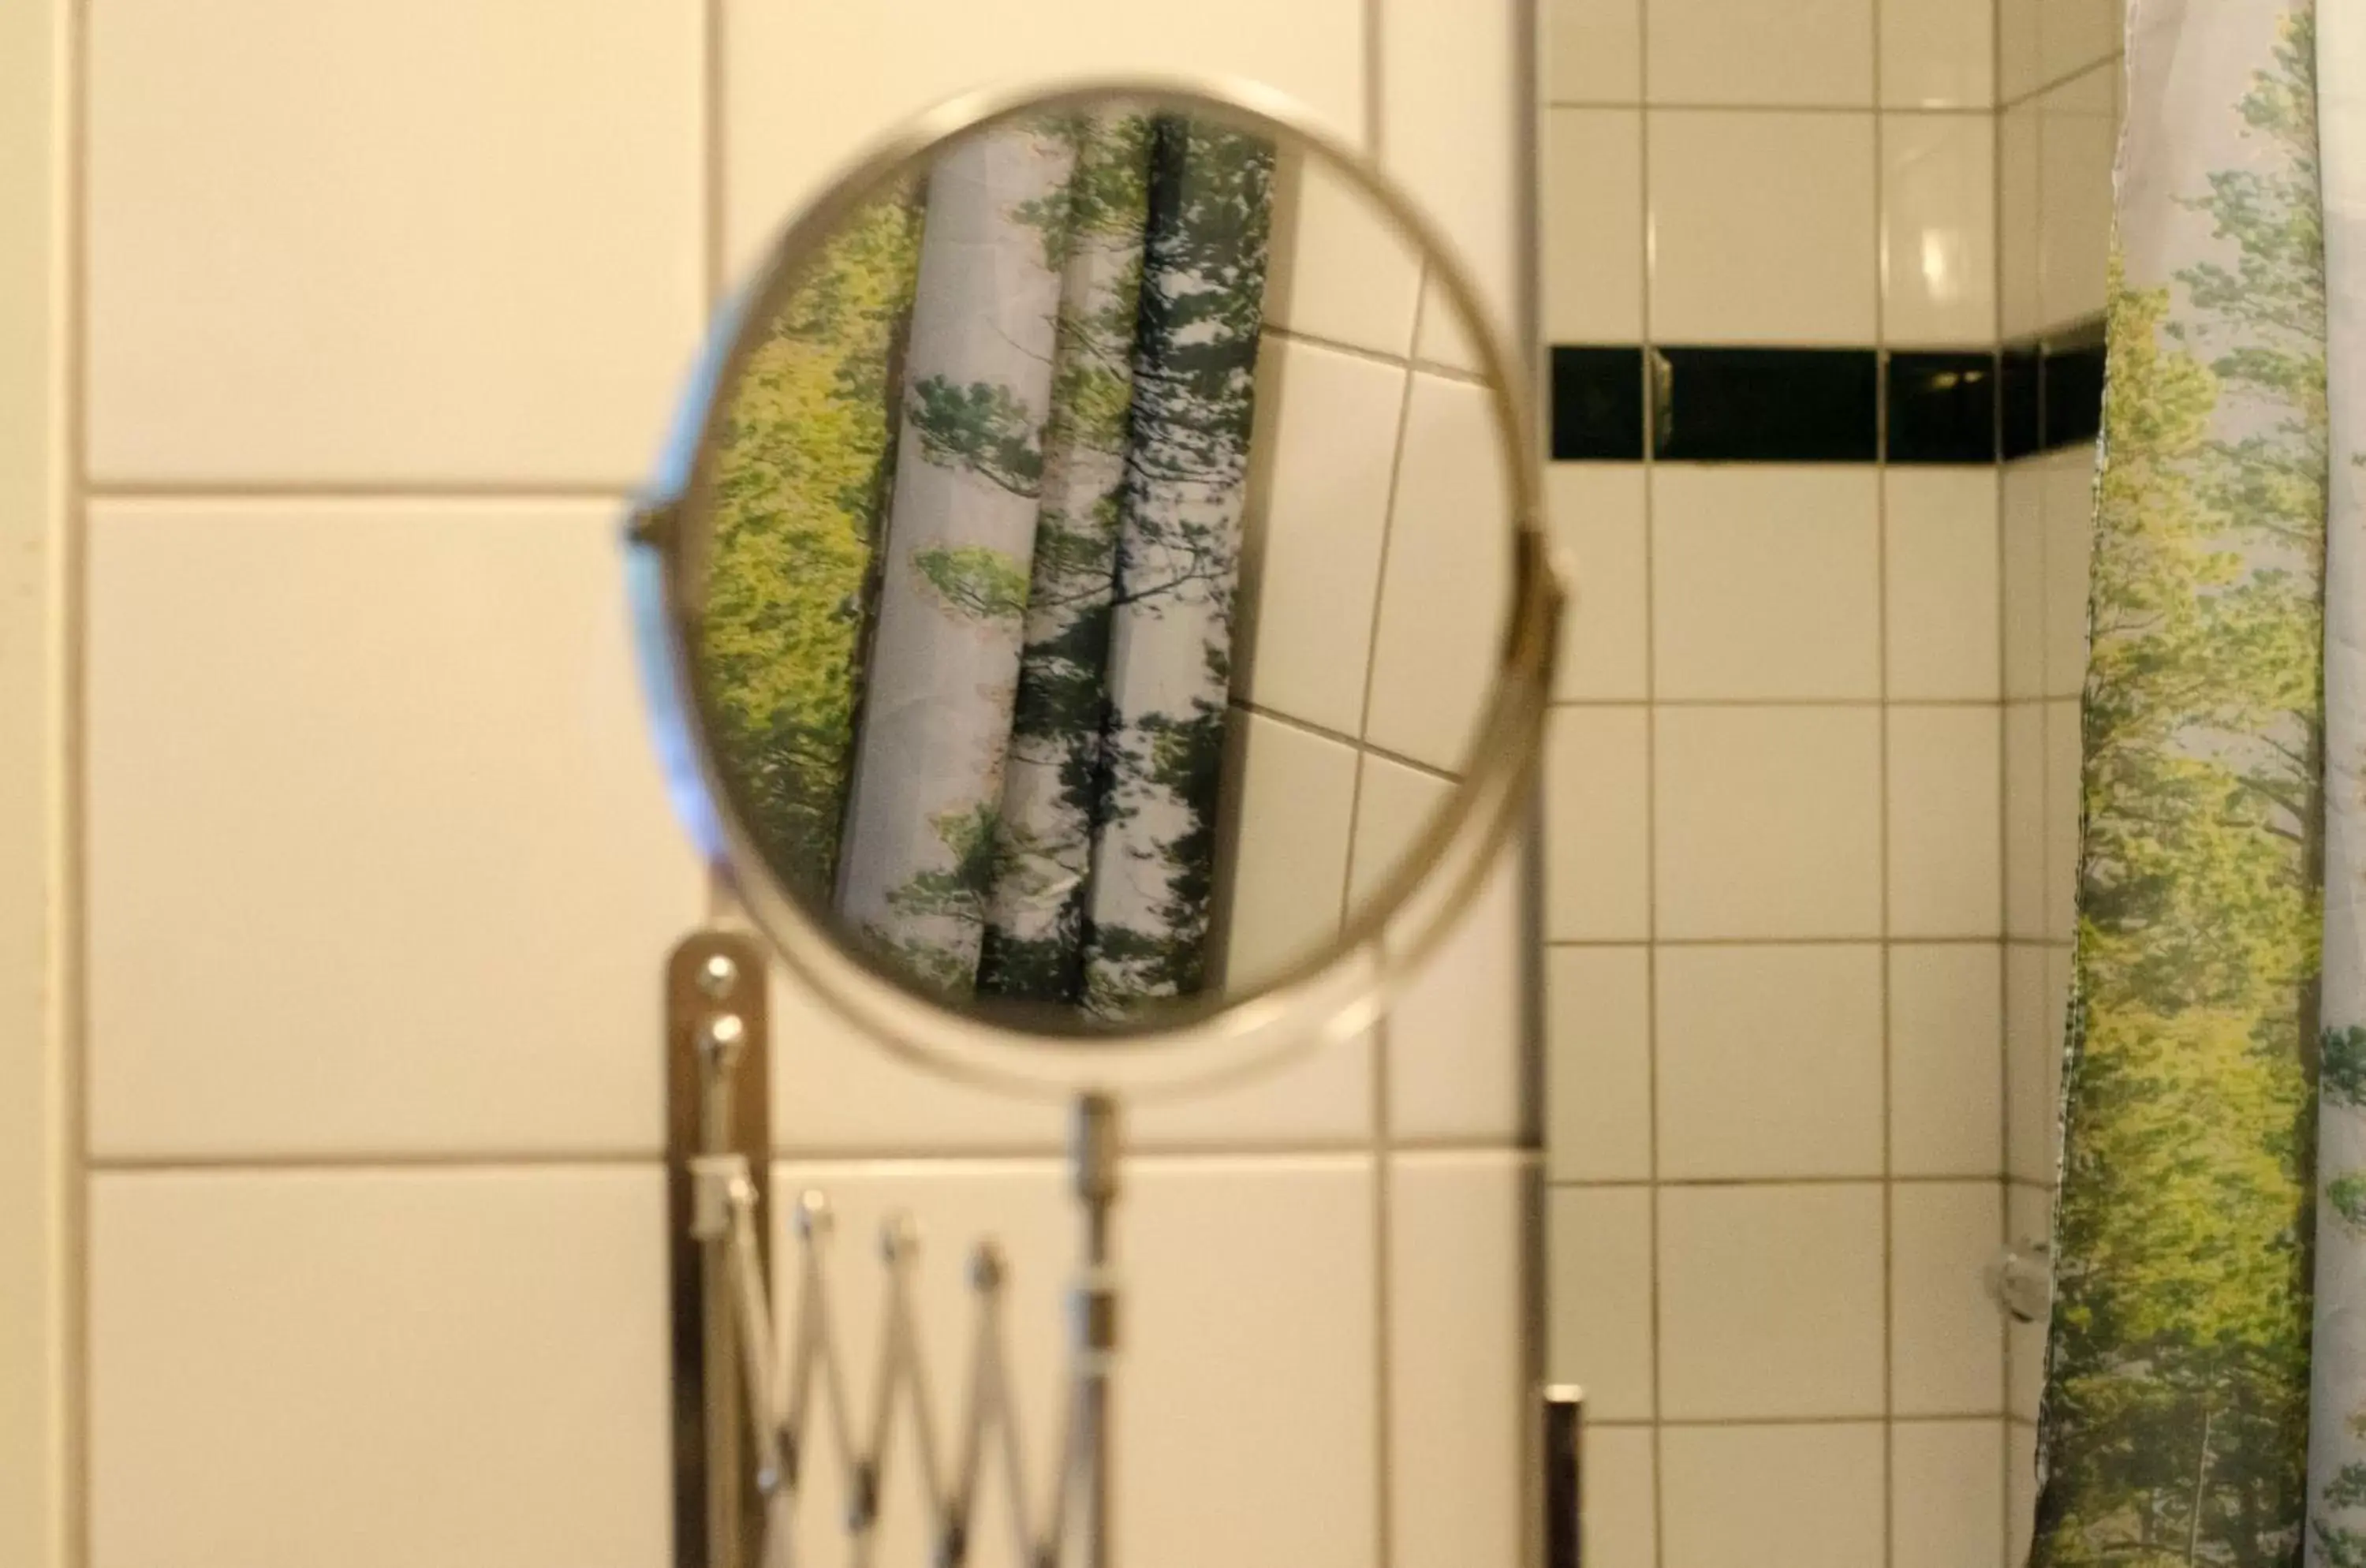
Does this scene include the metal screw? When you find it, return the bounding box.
[696,951,740,999]
[881,1211,920,1264]
[699,1012,745,1062]
[796,1190,834,1240]
[969,1241,1006,1294]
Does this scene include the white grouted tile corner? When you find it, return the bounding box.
[1547,0,1644,105]
[1545,109,1647,345]
[1646,0,1876,107]
[1660,1422,1887,1568]
[84,501,706,1159]
[1885,467,2003,703]
[1264,145,1427,358]
[1546,705,1653,943]
[1879,0,1996,110]
[85,0,702,486]
[1892,1420,2009,1568]
[1889,942,2006,1177]
[88,1167,671,1568]
[1880,111,2000,347]
[1547,1185,1655,1420]
[1582,1424,1659,1568]
[1549,463,1651,702]
[1388,850,1530,1142]
[1546,943,1654,1182]
[1890,1181,2008,1416]
[1886,704,2005,939]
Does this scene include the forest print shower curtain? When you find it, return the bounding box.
[698,110,1273,1017]
[2032,2,2331,1563]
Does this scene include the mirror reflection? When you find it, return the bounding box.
[689,101,1513,1025]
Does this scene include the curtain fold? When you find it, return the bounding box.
[2034,3,2330,1564]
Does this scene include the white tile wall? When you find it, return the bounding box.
[1661,1423,1887,1568]
[1883,114,1999,345]
[1895,1421,2010,1568]
[76,4,1543,1566]
[1646,0,1875,107]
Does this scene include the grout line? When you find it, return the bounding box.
[88,1150,666,1175]
[1591,1411,2006,1429]
[1997,52,2128,114]
[1551,98,1998,116]
[1871,7,1899,1556]
[1264,322,1488,386]
[1549,935,2005,949]
[63,0,91,1556]
[1232,698,1460,785]
[1551,695,2008,710]
[1547,1172,2020,1189]
[80,480,638,505]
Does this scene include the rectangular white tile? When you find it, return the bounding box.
[2011,1420,2041,1565]
[87,0,700,484]
[1655,945,1885,1179]
[723,0,1366,277]
[1583,1426,1659,1568]
[1547,707,1653,941]
[1658,1184,1886,1419]
[2004,703,2048,939]
[1647,0,1875,106]
[1265,145,1426,359]
[1550,464,1650,701]
[1891,943,2005,1177]
[1887,468,2002,701]
[1389,851,1528,1142]
[85,502,704,1159]
[1236,338,1405,736]
[2038,65,2120,332]
[1882,0,1996,108]
[1661,1424,1886,1568]
[1999,100,2043,339]
[1998,0,2042,103]
[2009,1184,2054,1421]
[1385,0,1523,362]
[1547,946,1653,1182]
[1655,706,1884,939]
[2002,458,2048,699]
[2043,445,2097,697]
[1350,754,1456,911]
[88,1168,670,1568]
[1889,704,2004,939]
[1883,113,1998,346]
[2043,0,2123,89]
[1214,713,1360,992]
[1894,1421,2008,1568]
[1365,373,1517,772]
[2006,943,2058,1183]
[771,1155,1380,1568]
[1390,1152,1531,1568]
[1649,111,1879,345]
[1651,466,1882,701]
[1547,1186,1656,1420]
[1893,1182,2007,1413]
[1546,110,1645,343]
[2044,699,2084,942]
[1550,0,1644,103]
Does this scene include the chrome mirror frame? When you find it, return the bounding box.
[625,73,1565,1102]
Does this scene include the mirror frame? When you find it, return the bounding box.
[626,72,1564,1101]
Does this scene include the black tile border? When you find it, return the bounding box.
[1548,315,2107,465]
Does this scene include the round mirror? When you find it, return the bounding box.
[629,77,1560,1096]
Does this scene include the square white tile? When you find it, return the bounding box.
[2038,65,2120,332]
[1365,374,1517,771]
[1550,0,1644,103]
[1882,113,1998,346]
[86,0,700,484]
[2043,699,2084,942]
[2006,943,2058,1183]
[1550,464,1650,701]
[1390,1152,1532,1568]
[1655,944,1885,1179]
[1894,1421,2008,1568]
[1999,100,2043,339]
[1890,943,2005,1176]
[1547,707,1653,942]
[1390,850,1529,1143]
[1647,0,1875,106]
[2002,458,2048,699]
[2043,445,2097,697]
[1882,0,1996,108]
[1545,110,1646,343]
[1655,706,1884,939]
[1649,111,1879,345]
[88,1168,670,1568]
[1886,469,2002,700]
[1385,0,1524,364]
[1264,145,1426,358]
[84,502,704,1159]
[1547,946,1654,1182]
[723,0,1366,277]
[1547,1186,1656,1420]
[1893,1182,2006,1413]
[1235,338,1406,736]
[2009,1184,2054,1421]
[1583,1426,1659,1568]
[1888,704,2004,939]
[1651,466,1882,701]
[1661,1423,1886,1568]
[2004,703,2048,939]
[771,1155,1380,1568]
[1214,713,1360,991]
[1657,1184,1886,1419]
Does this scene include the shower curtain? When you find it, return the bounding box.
[700,111,1274,1016]
[2030,3,2338,1562]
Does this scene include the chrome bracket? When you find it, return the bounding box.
[667,928,773,1568]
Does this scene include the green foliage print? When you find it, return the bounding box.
[2032,10,2329,1567]
[700,186,924,897]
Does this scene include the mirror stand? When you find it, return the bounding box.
[665,928,1125,1568]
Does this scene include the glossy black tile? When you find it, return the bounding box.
[2001,344,2043,460]
[1886,352,1998,465]
[1551,345,1648,461]
[2043,320,2107,453]
[1651,346,1878,463]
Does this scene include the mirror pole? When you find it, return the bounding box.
[1069,1093,1121,1568]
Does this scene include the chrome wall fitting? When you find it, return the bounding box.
[1986,1237,2054,1325]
